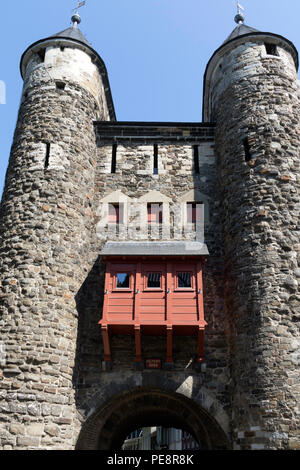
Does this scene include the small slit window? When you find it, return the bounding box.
[193,145,200,174]
[177,272,192,289]
[116,273,130,289]
[111,144,117,173]
[265,43,278,56]
[56,81,66,91]
[38,49,46,63]
[45,143,50,169]
[243,137,252,162]
[153,144,158,175]
[147,273,161,289]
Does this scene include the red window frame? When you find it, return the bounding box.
[175,271,194,291]
[112,271,134,291]
[144,271,163,290]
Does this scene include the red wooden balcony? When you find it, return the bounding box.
[99,242,208,365]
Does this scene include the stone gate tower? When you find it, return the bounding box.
[0,10,299,451]
[203,12,300,449]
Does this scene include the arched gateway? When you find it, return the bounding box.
[76,388,230,450]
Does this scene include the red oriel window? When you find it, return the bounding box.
[99,258,207,366]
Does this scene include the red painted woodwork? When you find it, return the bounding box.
[99,257,207,364]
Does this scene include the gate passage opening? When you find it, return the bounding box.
[99,242,209,365]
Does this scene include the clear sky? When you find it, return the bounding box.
[0,0,299,197]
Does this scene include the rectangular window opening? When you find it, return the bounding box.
[45,143,50,169]
[38,49,46,63]
[111,144,117,173]
[147,203,163,225]
[243,137,252,162]
[265,43,278,56]
[187,202,202,224]
[56,81,66,91]
[147,272,161,289]
[153,144,158,175]
[108,203,123,224]
[177,272,192,289]
[193,145,200,174]
[116,273,130,289]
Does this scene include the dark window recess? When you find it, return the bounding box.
[243,138,252,162]
[45,143,50,169]
[193,145,200,174]
[147,273,161,289]
[38,49,46,63]
[56,81,66,90]
[153,144,158,175]
[111,144,117,173]
[178,272,192,288]
[265,43,278,56]
[117,273,130,289]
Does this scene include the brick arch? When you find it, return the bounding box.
[76,388,230,450]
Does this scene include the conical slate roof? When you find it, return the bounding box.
[223,23,260,45]
[50,25,91,47]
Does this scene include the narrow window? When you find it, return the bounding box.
[116,273,130,289]
[56,81,65,91]
[38,49,46,63]
[147,203,163,224]
[45,143,50,169]
[153,144,158,175]
[177,272,192,288]
[265,43,278,56]
[111,144,117,173]
[187,202,198,224]
[193,145,200,174]
[108,203,123,224]
[243,137,252,162]
[147,273,161,289]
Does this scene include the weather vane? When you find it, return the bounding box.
[71,1,86,26]
[73,1,86,14]
[235,2,245,24]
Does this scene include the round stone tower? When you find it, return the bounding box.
[0,15,115,449]
[203,14,300,450]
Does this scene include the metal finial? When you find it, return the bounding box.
[71,1,86,27]
[235,2,245,24]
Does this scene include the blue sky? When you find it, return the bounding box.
[0,0,299,197]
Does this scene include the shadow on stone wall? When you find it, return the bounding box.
[73,255,106,414]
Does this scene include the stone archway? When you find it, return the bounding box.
[76,388,230,450]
